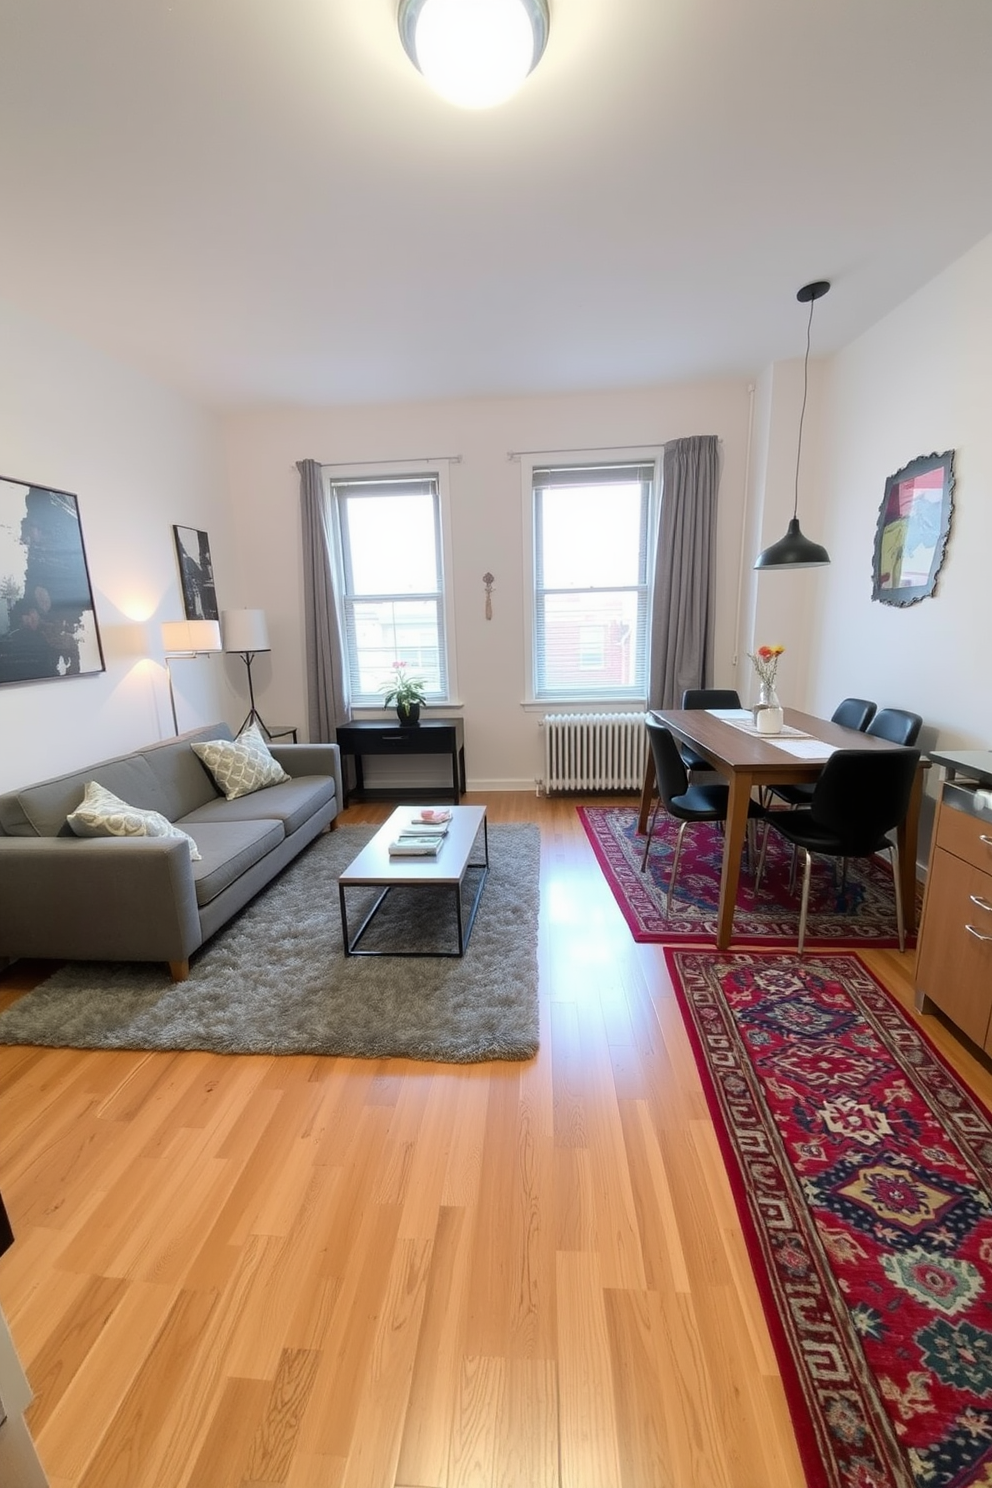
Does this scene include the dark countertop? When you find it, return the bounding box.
[929,749,992,788]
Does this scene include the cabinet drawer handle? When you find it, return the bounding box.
[969,894,992,913]
[965,924,992,942]
[981,835,992,847]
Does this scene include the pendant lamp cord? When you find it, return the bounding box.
[793,294,815,523]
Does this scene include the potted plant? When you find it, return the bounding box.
[380,661,427,726]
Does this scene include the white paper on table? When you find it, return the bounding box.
[706,708,753,719]
[769,739,837,760]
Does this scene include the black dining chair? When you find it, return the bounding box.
[679,688,742,774]
[866,708,923,747]
[641,718,763,912]
[756,747,920,953]
[769,697,877,809]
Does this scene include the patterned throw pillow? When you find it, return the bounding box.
[67,781,201,860]
[191,723,291,801]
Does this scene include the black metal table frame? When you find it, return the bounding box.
[339,816,489,957]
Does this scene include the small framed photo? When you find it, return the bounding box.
[0,475,105,685]
[173,525,219,621]
[872,451,955,607]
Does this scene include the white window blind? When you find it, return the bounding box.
[532,462,653,702]
[332,474,449,706]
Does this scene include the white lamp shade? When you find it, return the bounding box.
[161,619,223,654]
[221,608,270,653]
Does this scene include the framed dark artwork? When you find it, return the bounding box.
[871,450,955,607]
[173,525,219,621]
[0,476,105,686]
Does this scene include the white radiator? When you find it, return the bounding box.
[539,712,648,793]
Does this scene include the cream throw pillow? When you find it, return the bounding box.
[191,722,291,801]
[67,781,201,860]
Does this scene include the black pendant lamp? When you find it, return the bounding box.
[754,280,831,570]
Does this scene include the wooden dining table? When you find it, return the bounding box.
[639,707,929,950]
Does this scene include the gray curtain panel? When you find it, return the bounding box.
[648,434,720,709]
[298,458,350,739]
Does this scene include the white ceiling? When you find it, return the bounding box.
[2,0,992,409]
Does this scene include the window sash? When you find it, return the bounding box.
[332,475,449,706]
[532,462,653,702]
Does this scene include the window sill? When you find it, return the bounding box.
[521,699,648,713]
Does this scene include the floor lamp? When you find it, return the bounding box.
[221,608,273,737]
[161,620,223,735]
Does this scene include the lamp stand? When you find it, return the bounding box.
[234,650,274,737]
[165,657,180,736]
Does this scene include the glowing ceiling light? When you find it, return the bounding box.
[398,0,550,110]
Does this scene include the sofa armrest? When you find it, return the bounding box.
[268,742,343,813]
[0,836,202,964]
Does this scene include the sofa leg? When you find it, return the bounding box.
[169,959,190,982]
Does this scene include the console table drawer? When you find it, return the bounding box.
[338,727,453,755]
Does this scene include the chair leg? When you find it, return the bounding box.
[789,843,800,896]
[889,844,906,952]
[667,820,689,915]
[640,802,661,872]
[797,848,813,954]
[755,820,770,890]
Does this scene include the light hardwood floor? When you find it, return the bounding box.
[1,793,989,1488]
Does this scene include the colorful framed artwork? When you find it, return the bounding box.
[0,475,105,685]
[173,525,219,621]
[871,450,955,607]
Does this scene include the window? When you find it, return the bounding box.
[531,461,654,702]
[331,472,450,706]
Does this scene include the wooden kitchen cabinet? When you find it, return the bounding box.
[915,752,992,1051]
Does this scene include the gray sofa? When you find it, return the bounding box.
[0,723,343,981]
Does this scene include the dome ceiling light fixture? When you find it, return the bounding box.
[398,0,550,110]
[754,279,832,571]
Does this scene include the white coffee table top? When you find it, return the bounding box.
[338,805,487,886]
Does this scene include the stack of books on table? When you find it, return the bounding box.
[388,811,452,856]
[388,835,444,857]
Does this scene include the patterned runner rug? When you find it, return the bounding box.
[667,949,992,1488]
[579,805,909,947]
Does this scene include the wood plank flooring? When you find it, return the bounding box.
[1,793,990,1488]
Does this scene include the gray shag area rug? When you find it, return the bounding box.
[0,823,540,1063]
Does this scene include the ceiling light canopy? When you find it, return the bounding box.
[754,280,832,571]
[398,0,550,109]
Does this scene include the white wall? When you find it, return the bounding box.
[804,230,992,847]
[0,301,234,793]
[220,380,753,789]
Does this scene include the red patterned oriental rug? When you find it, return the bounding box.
[580,805,910,948]
[667,949,992,1488]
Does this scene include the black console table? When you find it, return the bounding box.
[336,718,466,805]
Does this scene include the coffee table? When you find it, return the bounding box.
[338,805,488,957]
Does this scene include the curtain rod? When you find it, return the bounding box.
[506,438,722,461]
[316,454,462,470]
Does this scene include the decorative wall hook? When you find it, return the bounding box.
[483,572,495,620]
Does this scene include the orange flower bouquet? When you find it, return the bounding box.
[748,644,785,690]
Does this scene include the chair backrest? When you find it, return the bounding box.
[682,688,741,710]
[811,748,920,852]
[866,708,923,746]
[831,697,876,732]
[645,718,690,807]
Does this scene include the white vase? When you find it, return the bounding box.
[754,682,783,735]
